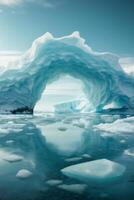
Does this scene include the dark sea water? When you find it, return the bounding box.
[0,113,133,200]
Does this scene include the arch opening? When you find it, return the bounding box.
[34,75,89,114]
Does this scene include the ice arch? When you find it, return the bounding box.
[0,32,134,114]
[34,75,88,113]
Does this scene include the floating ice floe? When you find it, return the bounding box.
[16,169,32,179]
[120,139,126,144]
[0,150,23,163]
[6,140,15,144]
[3,154,23,163]
[0,126,23,136]
[46,179,63,186]
[124,147,134,157]
[94,117,134,134]
[82,154,92,159]
[72,119,86,129]
[65,157,82,162]
[58,184,87,194]
[61,159,126,184]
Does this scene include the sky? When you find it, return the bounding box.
[0,0,134,56]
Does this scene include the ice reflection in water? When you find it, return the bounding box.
[0,113,133,200]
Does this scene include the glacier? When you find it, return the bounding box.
[0,32,134,114]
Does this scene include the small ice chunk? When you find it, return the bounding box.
[46,179,63,186]
[65,157,82,162]
[73,119,87,129]
[124,147,134,157]
[58,184,87,194]
[120,140,126,144]
[61,159,126,184]
[58,127,67,131]
[16,169,32,179]
[7,121,14,124]
[3,154,23,163]
[82,154,92,159]
[6,140,14,144]
[0,150,23,162]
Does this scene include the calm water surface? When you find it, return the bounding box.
[0,113,133,200]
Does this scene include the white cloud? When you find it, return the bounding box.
[0,51,21,69]
[0,0,54,8]
[0,0,22,6]
[119,57,134,75]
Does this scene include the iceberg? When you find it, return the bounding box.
[61,159,126,184]
[54,98,89,113]
[0,32,134,113]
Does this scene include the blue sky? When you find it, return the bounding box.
[0,0,134,56]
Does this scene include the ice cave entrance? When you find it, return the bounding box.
[34,75,89,114]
